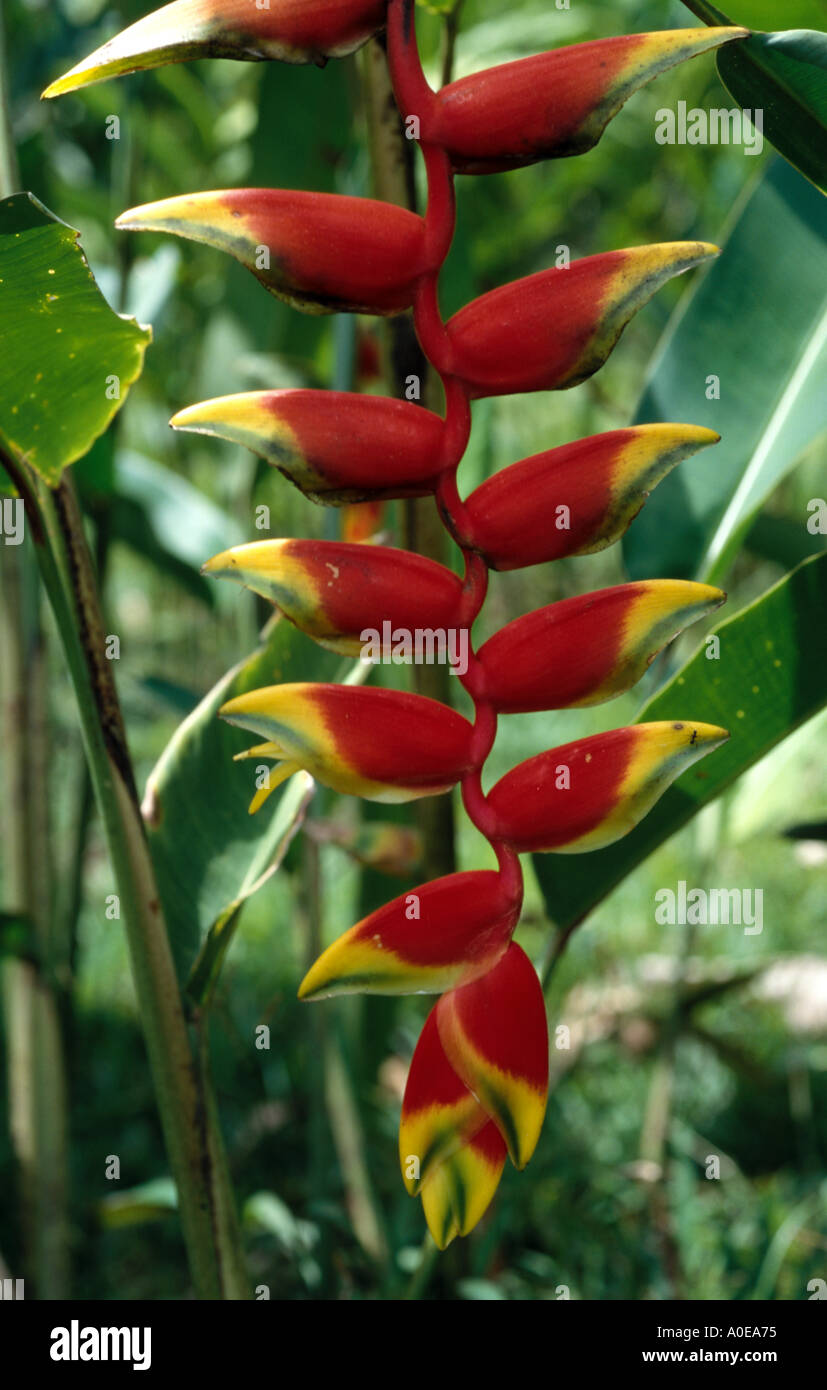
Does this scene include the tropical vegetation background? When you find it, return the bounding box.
[0,0,825,1300]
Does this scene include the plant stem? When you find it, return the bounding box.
[0,4,69,1297]
[25,469,247,1298]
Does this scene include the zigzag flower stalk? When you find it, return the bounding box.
[49,0,746,1247]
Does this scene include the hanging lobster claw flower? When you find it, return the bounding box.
[478,580,725,714]
[399,1007,492,1200]
[115,190,429,315]
[437,943,548,1170]
[460,424,720,570]
[43,0,387,98]
[426,29,747,174]
[487,721,729,853]
[220,683,474,809]
[298,870,520,999]
[172,390,446,504]
[444,243,717,398]
[203,539,463,656]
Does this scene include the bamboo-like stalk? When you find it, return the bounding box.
[0,5,69,1296]
[26,472,249,1299]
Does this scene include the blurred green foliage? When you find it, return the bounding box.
[0,0,825,1300]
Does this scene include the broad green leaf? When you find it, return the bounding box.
[0,193,150,485]
[718,30,827,194]
[144,613,341,982]
[533,552,827,932]
[682,2,827,191]
[746,513,825,571]
[624,159,827,584]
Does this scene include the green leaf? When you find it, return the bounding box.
[624,159,827,584]
[682,2,827,190]
[0,193,151,485]
[185,770,314,1006]
[683,2,827,33]
[718,30,827,194]
[533,552,827,932]
[144,614,342,982]
[746,513,825,570]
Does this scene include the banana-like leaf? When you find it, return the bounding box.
[624,159,827,583]
[533,552,827,931]
[143,613,341,982]
[683,1,827,191]
[0,194,150,485]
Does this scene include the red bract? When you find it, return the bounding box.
[116,189,431,314]
[203,538,464,656]
[78,0,742,1246]
[425,28,746,172]
[220,683,475,807]
[43,0,387,97]
[486,722,729,854]
[459,424,721,569]
[477,580,725,712]
[172,389,446,503]
[299,870,520,998]
[444,243,717,397]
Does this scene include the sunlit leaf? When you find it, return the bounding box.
[0,193,150,485]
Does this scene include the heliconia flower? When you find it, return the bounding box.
[298,870,520,999]
[399,1007,494,1202]
[436,943,548,1171]
[115,190,429,315]
[425,29,747,174]
[444,243,718,399]
[202,538,463,656]
[220,682,474,810]
[42,0,387,99]
[460,424,720,571]
[171,390,446,504]
[478,580,725,714]
[487,721,729,853]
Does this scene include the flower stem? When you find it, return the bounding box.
[360,28,457,880]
